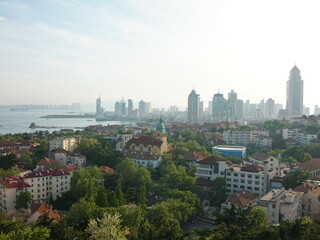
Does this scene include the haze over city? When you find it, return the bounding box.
[1,0,320,109]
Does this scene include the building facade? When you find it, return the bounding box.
[188,89,200,123]
[286,65,304,117]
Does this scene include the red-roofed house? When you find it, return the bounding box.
[221,190,257,209]
[35,158,54,170]
[28,203,60,223]
[100,166,115,174]
[0,177,32,212]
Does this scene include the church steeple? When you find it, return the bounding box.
[156,117,166,134]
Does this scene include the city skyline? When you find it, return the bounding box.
[1,1,320,109]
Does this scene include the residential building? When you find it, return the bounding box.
[225,164,274,197]
[126,151,162,169]
[249,153,280,176]
[286,65,304,117]
[0,177,32,212]
[23,170,71,204]
[195,156,232,181]
[28,203,60,223]
[298,158,320,178]
[35,158,54,170]
[223,129,252,146]
[254,135,273,148]
[294,182,320,219]
[49,137,78,152]
[188,89,200,123]
[258,189,303,225]
[113,134,133,151]
[221,190,257,209]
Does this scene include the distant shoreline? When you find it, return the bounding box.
[41,114,96,119]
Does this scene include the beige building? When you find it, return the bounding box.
[23,170,71,203]
[299,158,320,178]
[294,182,320,219]
[258,189,303,225]
[249,153,280,176]
[0,177,32,212]
[49,137,79,152]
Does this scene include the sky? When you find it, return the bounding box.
[0,0,320,111]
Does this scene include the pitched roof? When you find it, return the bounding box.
[197,155,225,165]
[24,170,70,178]
[100,166,115,174]
[183,152,208,161]
[125,151,159,161]
[30,203,60,222]
[294,182,319,193]
[36,158,53,166]
[125,136,163,149]
[250,152,271,161]
[225,190,257,208]
[195,177,212,186]
[240,164,263,173]
[299,158,320,172]
[0,176,31,188]
[51,148,69,154]
[64,164,81,171]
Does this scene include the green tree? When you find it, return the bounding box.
[210,177,227,206]
[15,191,32,210]
[85,212,126,240]
[283,169,311,189]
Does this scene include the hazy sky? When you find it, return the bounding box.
[1,0,319,111]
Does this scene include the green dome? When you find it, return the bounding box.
[156,117,166,134]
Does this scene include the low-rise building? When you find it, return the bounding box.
[27,203,60,223]
[126,151,162,169]
[257,189,303,225]
[195,156,232,181]
[212,145,247,158]
[249,153,280,176]
[294,182,320,219]
[221,190,257,209]
[298,158,320,178]
[223,130,252,146]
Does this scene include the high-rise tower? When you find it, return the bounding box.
[286,65,304,117]
[188,89,200,123]
[96,96,101,116]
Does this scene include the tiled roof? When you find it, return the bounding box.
[51,148,69,154]
[240,164,263,173]
[30,203,60,222]
[293,182,319,193]
[196,177,212,186]
[250,152,271,161]
[24,170,70,178]
[124,136,163,149]
[183,152,208,161]
[197,156,225,165]
[225,190,257,208]
[0,176,31,188]
[36,158,53,166]
[299,159,320,172]
[100,166,115,174]
[64,164,81,171]
[126,151,159,161]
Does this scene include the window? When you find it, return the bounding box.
[247,186,252,190]
[233,179,238,182]
[233,184,238,188]
[241,180,245,183]
[255,181,260,185]
[241,174,245,178]
[248,180,252,184]
[254,187,260,191]
[240,185,245,189]
[272,204,276,208]
[226,178,231,182]
[226,184,231,187]
[233,173,238,177]
[248,174,252,178]
[255,175,260,179]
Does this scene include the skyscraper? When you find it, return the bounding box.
[265,98,275,119]
[128,99,133,118]
[188,89,200,123]
[96,96,101,116]
[286,65,304,117]
[212,92,227,122]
